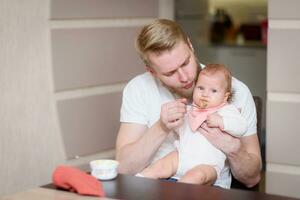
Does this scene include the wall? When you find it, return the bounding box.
[0,0,65,195]
[50,0,173,168]
[266,0,300,198]
[0,0,174,196]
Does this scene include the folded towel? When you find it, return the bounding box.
[52,165,105,197]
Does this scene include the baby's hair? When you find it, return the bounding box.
[199,64,233,102]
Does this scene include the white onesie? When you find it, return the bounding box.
[174,104,247,189]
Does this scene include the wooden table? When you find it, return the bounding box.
[40,174,298,200]
[0,188,111,200]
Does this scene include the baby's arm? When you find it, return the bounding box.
[206,113,224,129]
[215,104,248,137]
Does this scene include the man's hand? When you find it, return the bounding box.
[199,122,262,187]
[116,98,188,174]
[206,113,224,130]
[159,98,188,133]
[198,122,240,155]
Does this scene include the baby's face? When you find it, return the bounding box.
[193,72,229,109]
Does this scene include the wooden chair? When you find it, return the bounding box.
[231,96,263,191]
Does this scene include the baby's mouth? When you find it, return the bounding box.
[198,100,208,109]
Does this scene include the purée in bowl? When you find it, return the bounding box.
[90,159,119,180]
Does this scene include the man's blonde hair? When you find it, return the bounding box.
[135,19,190,67]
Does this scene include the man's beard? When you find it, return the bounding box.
[175,87,194,99]
[174,61,201,99]
[161,56,201,100]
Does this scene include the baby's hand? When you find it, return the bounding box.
[206,113,224,129]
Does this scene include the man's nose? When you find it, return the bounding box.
[177,68,188,82]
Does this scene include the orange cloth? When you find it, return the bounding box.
[188,102,226,132]
[52,165,105,197]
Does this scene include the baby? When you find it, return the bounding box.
[138,64,248,189]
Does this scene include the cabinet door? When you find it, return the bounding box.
[175,0,209,44]
[175,0,208,16]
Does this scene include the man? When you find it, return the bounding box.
[116,19,261,188]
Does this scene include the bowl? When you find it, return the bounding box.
[90,159,119,180]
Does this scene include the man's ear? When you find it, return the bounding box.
[146,66,157,76]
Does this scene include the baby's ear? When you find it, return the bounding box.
[224,92,230,102]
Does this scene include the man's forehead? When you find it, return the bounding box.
[148,47,191,73]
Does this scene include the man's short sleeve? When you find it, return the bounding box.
[241,91,257,136]
[120,77,148,125]
[231,77,257,136]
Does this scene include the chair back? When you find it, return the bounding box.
[231,96,263,191]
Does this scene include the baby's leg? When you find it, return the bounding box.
[140,151,178,179]
[179,164,217,185]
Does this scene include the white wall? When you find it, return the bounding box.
[0,0,174,196]
[0,0,65,195]
[266,0,300,198]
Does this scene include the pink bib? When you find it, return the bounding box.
[188,102,226,132]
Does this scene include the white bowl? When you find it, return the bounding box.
[90,159,119,180]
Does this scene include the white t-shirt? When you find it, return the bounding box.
[120,68,257,187]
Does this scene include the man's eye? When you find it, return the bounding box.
[183,60,189,66]
[182,56,191,67]
[198,86,204,90]
[212,89,217,93]
[165,72,175,77]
